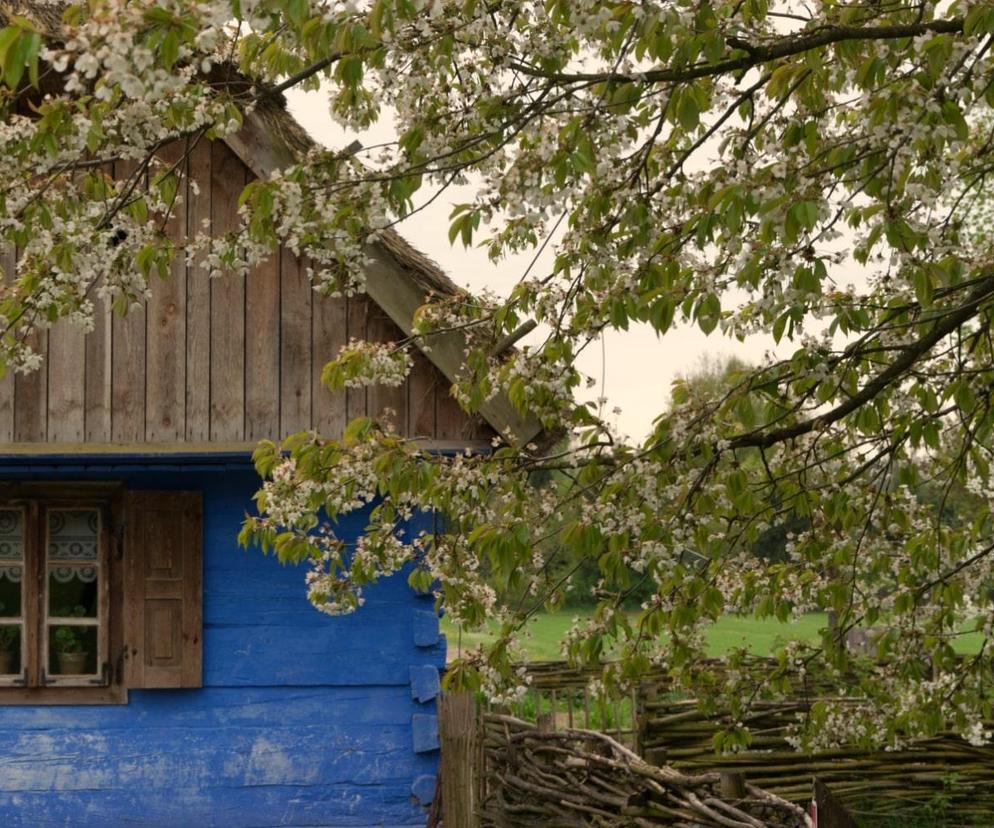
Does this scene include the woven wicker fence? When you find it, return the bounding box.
[511,660,994,821]
[642,696,994,821]
[475,710,809,827]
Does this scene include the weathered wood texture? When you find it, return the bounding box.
[438,693,482,828]
[124,490,202,689]
[0,246,14,442]
[5,140,492,448]
[0,465,442,826]
[813,779,858,828]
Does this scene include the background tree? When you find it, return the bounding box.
[4,0,994,747]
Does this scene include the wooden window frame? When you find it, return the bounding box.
[0,483,126,705]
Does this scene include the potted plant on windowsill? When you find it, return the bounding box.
[53,605,89,675]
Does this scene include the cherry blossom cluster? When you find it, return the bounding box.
[8,0,994,748]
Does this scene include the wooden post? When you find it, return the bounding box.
[719,772,746,801]
[813,777,858,828]
[636,681,658,758]
[438,692,481,828]
[644,746,668,766]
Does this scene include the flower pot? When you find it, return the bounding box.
[56,651,89,675]
[0,650,13,675]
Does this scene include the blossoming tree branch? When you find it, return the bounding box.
[3,0,994,747]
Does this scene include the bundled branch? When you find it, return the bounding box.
[478,712,810,827]
[643,698,994,818]
[521,657,838,694]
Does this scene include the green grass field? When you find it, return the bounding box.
[442,610,985,661]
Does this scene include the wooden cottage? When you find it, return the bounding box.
[0,7,542,823]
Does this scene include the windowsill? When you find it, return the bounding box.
[0,685,128,705]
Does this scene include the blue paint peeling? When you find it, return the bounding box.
[0,462,439,827]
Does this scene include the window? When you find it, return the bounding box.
[0,485,203,704]
[0,502,109,685]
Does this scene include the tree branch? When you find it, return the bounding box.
[266,51,345,97]
[729,274,994,450]
[508,18,964,86]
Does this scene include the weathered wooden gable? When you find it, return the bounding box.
[0,138,491,450]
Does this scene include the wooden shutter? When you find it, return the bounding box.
[123,491,203,688]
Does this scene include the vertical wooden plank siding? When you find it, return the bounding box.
[209,141,246,441]
[408,349,437,440]
[185,137,212,442]
[84,293,112,442]
[311,284,347,439]
[435,382,467,441]
[111,159,147,443]
[84,164,115,442]
[46,318,85,441]
[111,303,146,442]
[0,139,493,448]
[47,168,88,442]
[13,273,47,443]
[279,249,311,436]
[245,248,280,440]
[244,156,280,441]
[345,295,368,424]
[146,141,188,442]
[366,304,408,433]
[0,246,14,442]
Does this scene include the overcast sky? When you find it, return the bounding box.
[286,90,777,439]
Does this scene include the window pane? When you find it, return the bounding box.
[0,567,22,617]
[0,510,23,561]
[48,626,97,676]
[48,567,98,618]
[0,624,20,675]
[0,511,23,621]
[48,509,99,560]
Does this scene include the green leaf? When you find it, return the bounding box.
[941,100,968,142]
[2,28,31,89]
[913,269,933,308]
[0,28,20,69]
[676,88,700,131]
[160,28,181,69]
[155,172,179,208]
[287,0,310,25]
[695,293,721,334]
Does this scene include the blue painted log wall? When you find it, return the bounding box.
[0,458,443,827]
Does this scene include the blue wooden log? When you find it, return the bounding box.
[0,789,426,827]
[204,618,446,687]
[410,665,441,703]
[411,714,440,754]
[410,775,437,806]
[412,609,440,647]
